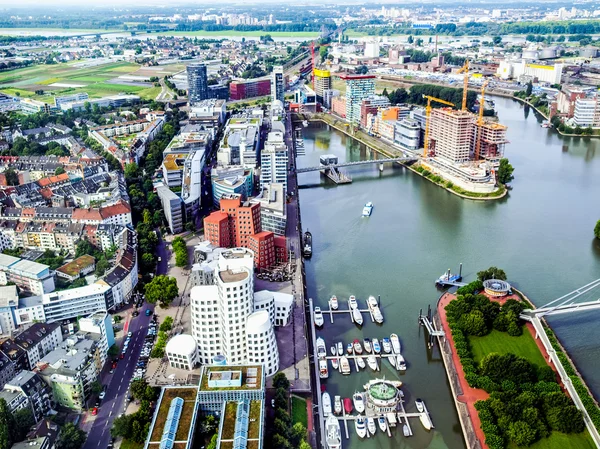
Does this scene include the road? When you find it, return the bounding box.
[81,304,155,449]
[156,78,174,102]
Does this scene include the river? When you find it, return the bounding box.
[297,96,600,449]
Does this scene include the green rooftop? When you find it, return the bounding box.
[199,365,263,392]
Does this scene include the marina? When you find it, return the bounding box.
[317,295,385,325]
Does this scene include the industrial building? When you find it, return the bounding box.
[496,60,563,85]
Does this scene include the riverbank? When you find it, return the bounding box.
[304,113,506,201]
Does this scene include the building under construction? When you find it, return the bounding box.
[474,121,508,162]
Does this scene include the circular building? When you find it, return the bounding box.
[245,310,279,377]
[364,379,402,413]
[483,279,512,297]
[166,334,199,371]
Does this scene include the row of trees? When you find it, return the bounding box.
[172,236,189,267]
[150,330,168,358]
[111,380,159,444]
[0,398,37,449]
[268,373,310,449]
[1,138,69,157]
[159,316,173,332]
[383,84,478,111]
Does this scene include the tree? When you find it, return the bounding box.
[54,167,66,175]
[95,257,110,277]
[124,162,139,181]
[143,209,152,225]
[407,35,414,44]
[460,309,488,336]
[272,372,290,390]
[525,81,533,96]
[274,388,288,410]
[145,275,179,306]
[111,414,132,439]
[273,418,289,439]
[13,408,34,442]
[319,45,328,62]
[289,423,306,448]
[75,239,95,258]
[0,398,15,449]
[91,380,103,395]
[477,267,507,281]
[159,316,174,332]
[272,434,290,449]
[56,423,86,449]
[507,420,536,446]
[198,414,217,436]
[496,158,514,184]
[207,434,218,449]
[493,36,502,45]
[594,220,600,240]
[131,379,149,400]
[3,168,18,186]
[108,344,119,357]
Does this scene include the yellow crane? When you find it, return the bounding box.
[474,80,489,161]
[423,95,455,157]
[457,59,469,111]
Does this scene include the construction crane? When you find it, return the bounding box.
[474,81,489,161]
[423,95,455,158]
[457,59,470,111]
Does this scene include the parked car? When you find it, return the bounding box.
[99,391,106,400]
[92,407,98,415]
[128,332,133,337]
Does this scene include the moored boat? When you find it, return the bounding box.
[372,338,381,354]
[356,356,366,370]
[348,295,358,309]
[330,295,338,310]
[367,355,378,371]
[396,354,407,372]
[353,392,365,414]
[337,342,344,356]
[317,337,327,358]
[367,418,376,436]
[390,333,401,355]
[387,355,396,369]
[334,395,342,415]
[415,398,424,413]
[363,338,372,353]
[355,417,367,438]
[378,416,387,433]
[322,392,332,416]
[346,343,353,354]
[343,398,353,414]
[382,338,391,353]
[303,231,312,258]
[319,359,329,379]
[367,296,384,322]
[420,413,433,431]
[330,345,336,356]
[340,356,351,375]
[325,415,341,449]
[331,358,339,370]
[352,308,363,326]
[314,307,324,327]
[353,339,363,354]
[402,424,410,437]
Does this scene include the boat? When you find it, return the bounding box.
[330,345,336,356]
[390,333,401,355]
[355,417,367,438]
[402,424,410,437]
[415,398,424,413]
[356,356,366,370]
[367,296,384,323]
[330,295,338,310]
[363,338,372,353]
[340,357,351,375]
[337,342,344,356]
[386,412,397,427]
[378,416,387,433]
[352,308,363,326]
[303,231,312,258]
[319,359,329,379]
[387,355,396,369]
[331,358,339,370]
[343,398,353,414]
[353,392,365,414]
[348,295,358,309]
[322,392,332,416]
[367,418,377,436]
[420,413,433,431]
[346,343,353,354]
[382,338,392,353]
[362,202,373,217]
[334,396,342,415]
[353,339,363,354]
[317,337,327,358]
[325,415,341,449]
[367,355,378,371]
[314,307,324,327]
[435,270,462,286]
[372,338,381,354]
[303,120,309,127]
[396,354,407,372]
[541,120,552,128]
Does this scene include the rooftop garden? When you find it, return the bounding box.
[199,365,262,391]
[150,387,198,442]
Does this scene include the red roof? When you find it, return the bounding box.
[38,173,69,187]
[249,231,273,242]
[39,188,53,199]
[72,208,102,222]
[338,74,376,80]
[100,200,131,219]
[204,211,229,224]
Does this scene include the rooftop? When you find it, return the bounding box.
[199,365,263,392]
[56,255,95,277]
[148,387,198,447]
[219,269,249,284]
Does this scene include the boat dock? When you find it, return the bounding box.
[325,296,384,324]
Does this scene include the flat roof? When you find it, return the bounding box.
[199,365,263,392]
[148,387,198,447]
[339,74,376,80]
[219,269,249,284]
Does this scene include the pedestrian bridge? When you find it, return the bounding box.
[296,156,417,173]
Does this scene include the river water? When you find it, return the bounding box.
[297,96,600,449]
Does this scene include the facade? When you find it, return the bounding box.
[428,108,474,163]
[211,166,254,207]
[218,116,262,169]
[260,131,288,190]
[187,64,209,105]
[342,74,376,124]
[271,66,285,104]
[0,371,52,422]
[251,184,287,236]
[247,232,275,271]
[0,285,18,336]
[496,60,563,85]
[55,255,95,282]
[156,185,184,234]
[293,85,317,113]
[245,311,279,377]
[12,323,63,371]
[313,69,332,104]
[0,351,17,390]
[0,254,55,296]
[253,290,293,327]
[573,97,600,128]
[360,95,391,128]
[229,78,271,101]
[166,334,199,371]
[78,311,115,359]
[41,284,114,323]
[394,119,421,151]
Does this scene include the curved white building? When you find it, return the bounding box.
[245,310,279,377]
[166,334,199,371]
[191,285,221,365]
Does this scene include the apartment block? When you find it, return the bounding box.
[0,371,52,422]
[342,74,376,124]
[229,78,271,101]
[260,131,288,190]
[573,97,600,128]
[156,185,184,234]
[251,183,287,237]
[0,254,55,295]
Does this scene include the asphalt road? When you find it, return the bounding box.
[81,305,155,449]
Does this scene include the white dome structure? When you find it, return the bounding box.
[166,334,199,371]
[246,311,279,377]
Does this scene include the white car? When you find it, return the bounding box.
[99,391,106,400]
[128,332,132,337]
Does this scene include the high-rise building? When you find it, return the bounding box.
[429,108,474,163]
[313,69,332,104]
[271,66,285,104]
[573,97,600,128]
[187,64,208,105]
[341,74,376,125]
[260,131,288,190]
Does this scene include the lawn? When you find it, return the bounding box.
[120,440,144,449]
[508,429,596,449]
[291,395,308,428]
[469,329,548,368]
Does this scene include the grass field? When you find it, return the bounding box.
[291,395,308,428]
[508,430,596,449]
[469,329,548,367]
[0,60,180,101]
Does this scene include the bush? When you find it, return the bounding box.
[172,237,188,267]
[159,316,174,332]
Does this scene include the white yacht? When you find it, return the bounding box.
[387,355,396,370]
[382,338,392,354]
[372,338,381,354]
[362,202,373,217]
[355,417,368,438]
[378,416,387,433]
[330,345,336,356]
[363,338,372,353]
[319,359,329,379]
[353,392,365,414]
[390,333,401,355]
[352,308,363,326]
[340,356,351,375]
[325,415,341,449]
[336,342,344,356]
[322,392,332,416]
[348,295,358,309]
[415,398,425,413]
[367,296,384,323]
[367,355,378,371]
[396,354,407,372]
[330,295,338,310]
[316,337,327,358]
[331,358,339,370]
[334,395,342,415]
[314,307,324,327]
[367,418,377,436]
[356,356,366,370]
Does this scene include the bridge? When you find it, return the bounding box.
[296,156,417,173]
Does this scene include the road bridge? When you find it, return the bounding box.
[296,156,417,173]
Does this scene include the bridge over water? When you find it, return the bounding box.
[295,156,418,173]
